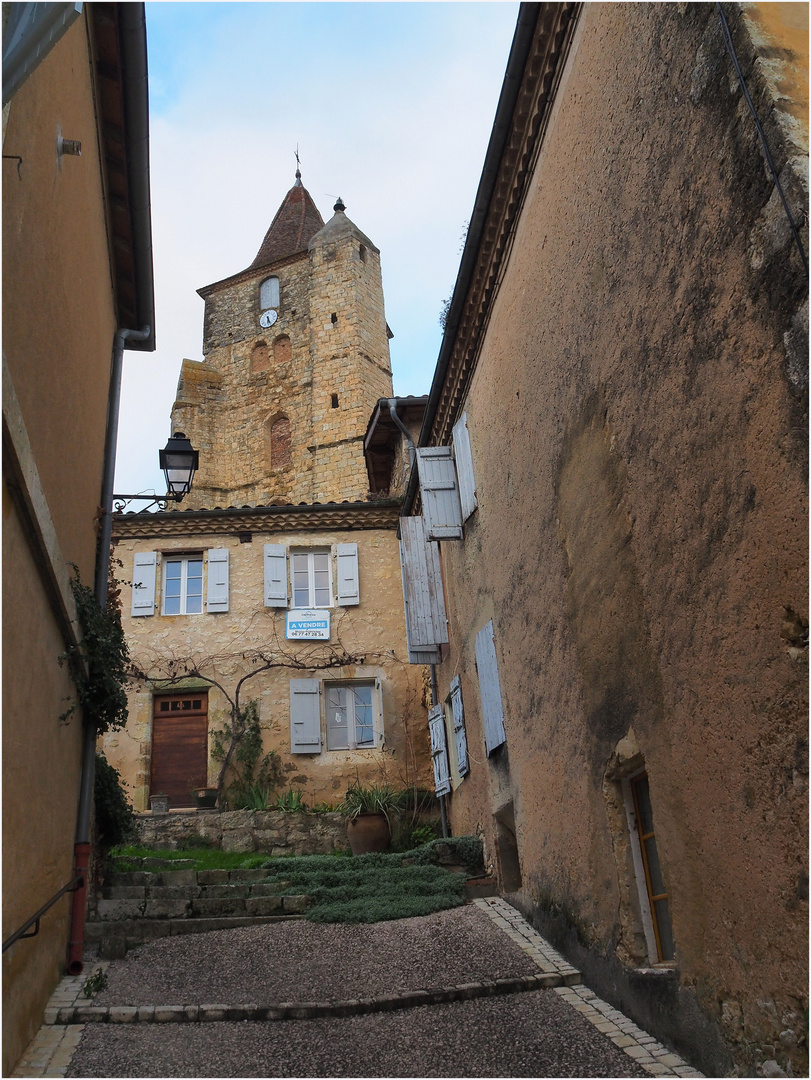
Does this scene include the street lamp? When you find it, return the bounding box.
[113,432,199,512]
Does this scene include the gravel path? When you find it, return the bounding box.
[94,906,538,1007]
[66,991,651,1078]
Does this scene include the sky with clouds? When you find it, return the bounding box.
[114,1,519,499]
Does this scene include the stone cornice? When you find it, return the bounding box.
[430,3,580,446]
[111,500,402,540]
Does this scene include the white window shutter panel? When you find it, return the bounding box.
[131,552,157,616]
[206,549,229,612]
[450,675,469,777]
[336,543,359,606]
[452,413,478,521]
[290,679,321,753]
[429,704,451,796]
[264,544,288,607]
[399,517,448,666]
[475,620,507,755]
[416,447,463,540]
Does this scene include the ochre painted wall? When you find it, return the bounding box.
[433,5,807,1076]
[2,12,119,1073]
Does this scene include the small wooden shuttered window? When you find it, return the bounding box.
[336,543,359,606]
[475,620,506,755]
[416,447,463,540]
[429,704,451,796]
[264,544,288,607]
[132,551,157,616]
[399,516,448,665]
[206,548,229,612]
[452,412,477,521]
[290,678,321,753]
[449,675,469,777]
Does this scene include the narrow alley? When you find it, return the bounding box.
[15,899,704,1079]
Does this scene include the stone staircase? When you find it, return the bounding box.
[86,866,308,958]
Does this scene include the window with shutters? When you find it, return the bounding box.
[626,771,675,963]
[325,682,379,750]
[290,550,332,608]
[162,555,204,615]
[475,620,507,755]
[260,276,279,310]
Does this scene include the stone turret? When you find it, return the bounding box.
[171,178,392,509]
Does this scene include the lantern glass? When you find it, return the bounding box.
[159,433,198,498]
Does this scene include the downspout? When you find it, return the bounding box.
[67,324,150,975]
[389,398,450,838]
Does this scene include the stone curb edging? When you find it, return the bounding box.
[47,970,574,1026]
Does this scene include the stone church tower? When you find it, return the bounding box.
[172,172,394,508]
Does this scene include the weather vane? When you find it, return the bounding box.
[295,146,301,173]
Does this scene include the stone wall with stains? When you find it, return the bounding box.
[432,4,807,1076]
[104,526,430,812]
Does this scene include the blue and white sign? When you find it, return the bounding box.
[286,609,330,640]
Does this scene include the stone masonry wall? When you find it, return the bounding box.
[135,809,349,856]
[104,525,431,812]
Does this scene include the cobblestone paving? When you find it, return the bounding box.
[13,901,705,1078]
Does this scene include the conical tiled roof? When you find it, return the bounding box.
[250,173,325,269]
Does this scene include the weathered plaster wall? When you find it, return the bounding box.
[2,12,118,1073]
[435,4,807,1076]
[104,527,430,811]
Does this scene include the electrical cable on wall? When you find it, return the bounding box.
[715,2,808,278]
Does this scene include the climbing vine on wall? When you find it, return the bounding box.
[58,565,131,734]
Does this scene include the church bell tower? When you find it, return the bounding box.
[172,172,394,509]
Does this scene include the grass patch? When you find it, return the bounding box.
[109,845,270,872]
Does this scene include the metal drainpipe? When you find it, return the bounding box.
[389,400,449,838]
[66,324,150,975]
[386,398,416,474]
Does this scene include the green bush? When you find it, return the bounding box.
[94,754,136,849]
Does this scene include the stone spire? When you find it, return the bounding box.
[250,173,325,270]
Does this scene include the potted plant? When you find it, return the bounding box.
[193,785,218,810]
[150,792,169,815]
[338,781,403,855]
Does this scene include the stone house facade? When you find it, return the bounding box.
[2,5,155,1072]
[104,180,430,813]
[399,4,808,1077]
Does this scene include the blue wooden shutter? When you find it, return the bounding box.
[475,620,506,755]
[206,548,229,612]
[450,675,469,777]
[399,516,448,664]
[264,544,288,607]
[336,543,359,606]
[452,412,477,522]
[417,447,463,540]
[429,704,451,796]
[131,551,157,617]
[290,679,321,753]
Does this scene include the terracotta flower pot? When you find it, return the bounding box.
[346,812,390,855]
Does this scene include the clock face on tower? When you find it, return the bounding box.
[259,309,278,329]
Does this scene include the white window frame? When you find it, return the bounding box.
[324,681,381,751]
[290,549,333,609]
[161,554,205,616]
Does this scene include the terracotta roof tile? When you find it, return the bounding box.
[250,179,325,269]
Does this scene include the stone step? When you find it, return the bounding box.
[89,893,308,922]
[465,876,499,900]
[85,914,304,958]
[99,881,292,902]
[104,868,272,888]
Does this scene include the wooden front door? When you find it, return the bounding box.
[151,692,208,808]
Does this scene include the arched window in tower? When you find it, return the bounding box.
[359,244,366,263]
[250,340,269,372]
[273,334,292,364]
[267,415,291,471]
[260,276,280,310]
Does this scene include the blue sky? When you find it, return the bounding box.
[114,2,519,498]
